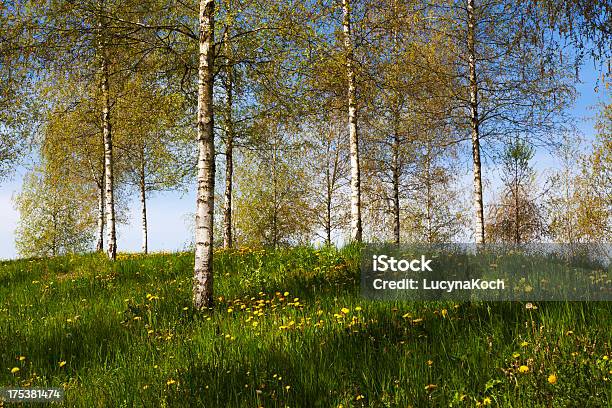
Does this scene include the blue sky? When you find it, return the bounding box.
[0,62,608,260]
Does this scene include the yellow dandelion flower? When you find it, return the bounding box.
[512,352,520,358]
[10,367,20,374]
[483,397,492,405]
[426,360,433,366]
[283,292,289,297]
[285,385,291,390]
[355,306,362,311]
[518,365,529,373]
[441,309,448,317]
[356,394,364,400]
[547,374,557,384]
[603,355,609,361]
[341,307,350,314]
[520,341,529,347]
[18,356,26,361]
[166,379,176,385]
[58,361,66,368]
[227,308,233,313]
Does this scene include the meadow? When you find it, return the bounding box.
[1,246,610,407]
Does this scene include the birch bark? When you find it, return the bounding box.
[342,0,362,242]
[193,0,216,310]
[95,174,104,252]
[98,7,117,260]
[139,155,148,254]
[467,0,485,244]
[223,30,234,249]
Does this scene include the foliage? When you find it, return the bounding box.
[574,105,611,241]
[233,132,315,248]
[487,139,545,243]
[547,104,611,243]
[13,168,97,257]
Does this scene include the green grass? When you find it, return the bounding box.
[0,246,610,407]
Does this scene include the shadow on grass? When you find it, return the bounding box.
[0,312,136,387]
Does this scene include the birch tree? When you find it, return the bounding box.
[306,115,349,245]
[341,0,362,242]
[430,0,575,244]
[355,0,459,244]
[403,128,467,244]
[551,104,612,243]
[193,0,215,310]
[116,73,191,254]
[234,128,315,248]
[465,0,484,244]
[221,28,235,249]
[41,82,107,251]
[97,3,117,260]
[14,166,97,257]
[24,0,140,260]
[486,138,545,243]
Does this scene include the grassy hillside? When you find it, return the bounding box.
[1,247,610,407]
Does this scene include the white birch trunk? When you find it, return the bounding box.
[193,0,216,310]
[392,125,400,245]
[467,0,485,244]
[324,136,333,245]
[223,31,234,249]
[139,158,148,254]
[98,12,117,260]
[425,141,433,244]
[96,175,105,252]
[342,0,362,242]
